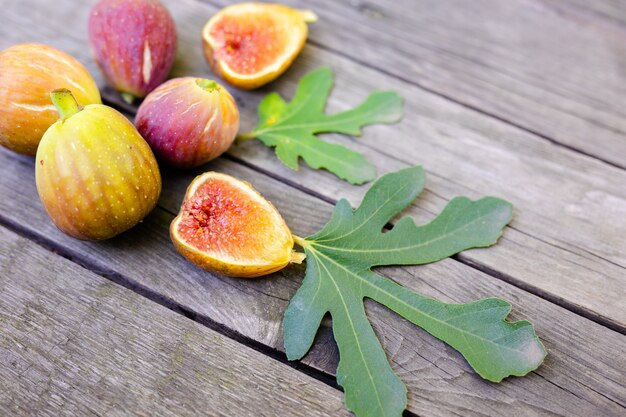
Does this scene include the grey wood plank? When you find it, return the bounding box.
[203,0,626,169]
[4,0,623,330]
[558,0,626,26]
[147,0,626,329]
[189,0,626,329]
[0,147,624,416]
[0,0,625,414]
[0,225,349,417]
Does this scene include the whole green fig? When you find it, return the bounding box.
[36,89,161,240]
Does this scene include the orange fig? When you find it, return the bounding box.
[202,3,317,89]
[36,89,161,240]
[0,43,101,155]
[171,172,304,278]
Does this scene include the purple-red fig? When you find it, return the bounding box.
[88,0,177,103]
[135,77,239,168]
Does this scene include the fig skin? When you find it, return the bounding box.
[135,77,239,168]
[36,89,161,240]
[0,43,101,155]
[88,0,177,103]
[171,172,304,278]
[202,3,316,89]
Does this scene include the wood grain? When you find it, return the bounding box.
[204,0,626,169]
[0,0,625,415]
[225,50,626,330]
[0,147,624,416]
[0,225,349,417]
[4,0,623,330]
[196,0,626,329]
[558,0,626,27]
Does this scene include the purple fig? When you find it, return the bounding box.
[88,0,177,103]
[135,77,239,168]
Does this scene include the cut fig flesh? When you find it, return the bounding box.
[202,3,316,89]
[171,172,301,277]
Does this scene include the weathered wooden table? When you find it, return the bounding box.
[1,0,625,415]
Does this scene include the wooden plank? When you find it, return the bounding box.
[3,0,625,329]
[0,0,625,414]
[191,0,626,328]
[4,0,623,330]
[231,64,626,327]
[137,0,626,328]
[205,0,626,168]
[0,148,624,416]
[558,0,626,26]
[0,225,349,417]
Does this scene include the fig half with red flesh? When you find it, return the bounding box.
[202,3,317,89]
[171,172,304,278]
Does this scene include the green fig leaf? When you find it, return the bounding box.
[240,67,403,184]
[284,166,546,417]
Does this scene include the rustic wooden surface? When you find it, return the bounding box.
[0,226,349,417]
[1,0,625,416]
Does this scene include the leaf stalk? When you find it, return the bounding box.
[236,131,258,141]
[292,234,310,249]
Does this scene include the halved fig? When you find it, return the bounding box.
[202,3,317,89]
[171,172,304,278]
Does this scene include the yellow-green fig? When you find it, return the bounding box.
[36,89,161,240]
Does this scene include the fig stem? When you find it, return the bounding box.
[197,79,219,91]
[299,9,318,23]
[290,251,306,264]
[236,132,257,141]
[291,235,308,264]
[50,89,81,119]
[292,234,308,248]
[121,92,135,104]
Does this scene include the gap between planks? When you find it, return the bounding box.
[3,0,623,330]
[94,1,626,331]
[544,0,626,31]
[0,225,354,417]
[96,101,626,336]
[0,184,435,417]
[227,153,626,336]
[1,145,624,415]
[1,155,621,416]
[194,0,626,172]
[0,205,355,403]
[0,0,620,412]
[303,39,626,172]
